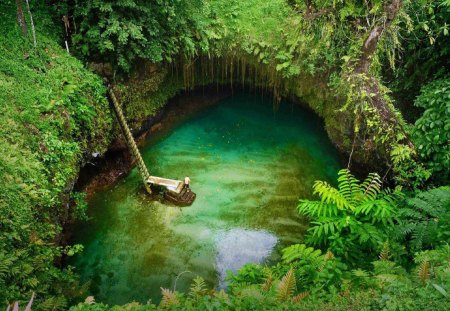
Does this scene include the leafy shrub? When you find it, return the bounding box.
[413,78,450,181]
[67,244,450,310]
[394,186,450,256]
[298,169,401,265]
[73,0,209,71]
[0,2,112,307]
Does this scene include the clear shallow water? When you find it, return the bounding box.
[72,93,341,305]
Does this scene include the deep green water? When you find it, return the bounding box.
[72,93,341,305]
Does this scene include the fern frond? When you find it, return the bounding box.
[308,218,342,244]
[0,253,16,278]
[324,250,335,261]
[337,169,361,202]
[84,296,95,305]
[160,288,179,308]
[418,260,430,285]
[313,180,353,210]
[379,241,390,261]
[298,200,339,217]
[38,296,67,311]
[292,291,309,303]
[261,268,273,292]
[373,260,406,276]
[214,289,229,301]
[276,268,296,301]
[318,250,336,272]
[239,285,265,300]
[397,208,421,220]
[361,172,382,200]
[355,198,397,221]
[189,276,207,298]
[375,273,402,286]
[282,244,323,265]
[352,268,370,278]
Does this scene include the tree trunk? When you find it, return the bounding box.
[346,0,415,168]
[356,0,402,74]
[15,0,27,35]
[25,0,36,47]
[355,0,410,137]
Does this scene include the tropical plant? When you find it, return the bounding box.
[298,169,402,264]
[387,0,450,117]
[72,0,209,71]
[412,78,450,181]
[282,244,347,292]
[0,2,111,307]
[159,288,179,309]
[393,186,450,256]
[68,243,450,310]
[188,276,208,299]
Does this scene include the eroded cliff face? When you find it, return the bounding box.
[110,59,379,173]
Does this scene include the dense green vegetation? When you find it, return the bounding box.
[1,0,449,310]
[0,2,112,309]
[68,182,450,310]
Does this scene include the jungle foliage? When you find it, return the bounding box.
[386,0,450,116]
[71,0,208,72]
[0,1,112,309]
[412,78,450,181]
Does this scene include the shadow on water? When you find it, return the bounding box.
[71,93,341,305]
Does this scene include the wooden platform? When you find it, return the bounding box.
[146,176,196,206]
[164,186,196,206]
[147,176,184,193]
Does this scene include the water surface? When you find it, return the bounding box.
[73,93,340,304]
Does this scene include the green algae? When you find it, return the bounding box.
[72,93,341,305]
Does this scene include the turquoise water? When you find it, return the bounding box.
[72,93,341,305]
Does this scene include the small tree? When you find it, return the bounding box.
[15,0,27,35]
[298,169,401,264]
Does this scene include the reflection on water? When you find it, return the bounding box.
[215,229,277,287]
[72,93,340,305]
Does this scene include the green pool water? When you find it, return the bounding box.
[72,93,341,305]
